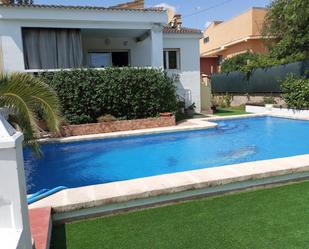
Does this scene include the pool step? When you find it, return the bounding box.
[29,207,52,249]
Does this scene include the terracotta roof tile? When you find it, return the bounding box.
[0,3,164,12]
[163,26,202,34]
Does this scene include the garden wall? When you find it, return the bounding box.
[60,116,176,137]
[213,93,286,107]
[246,105,309,117]
[211,60,309,94]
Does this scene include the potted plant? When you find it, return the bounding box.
[210,99,217,112]
[177,101,186,114]
[263,96,276,110]
[185,102,196,116]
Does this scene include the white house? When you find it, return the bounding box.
[0,1,203,112]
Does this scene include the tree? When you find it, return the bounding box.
[220,52,260,73]
[263,0,309,59]
[0,73,61,155]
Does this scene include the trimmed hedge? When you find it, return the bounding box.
[281,75,309,109]
[39,68,177,124]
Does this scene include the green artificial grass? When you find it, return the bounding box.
[51,180,309,249]
[214,106,248,116]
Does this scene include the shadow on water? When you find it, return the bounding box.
[50,224,67,249]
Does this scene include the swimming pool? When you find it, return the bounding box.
[24,116,309,194]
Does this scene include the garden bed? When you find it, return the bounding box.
[59,115,176,137]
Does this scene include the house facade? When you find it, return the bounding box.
[0,1,202,112]
[200,7,272,75]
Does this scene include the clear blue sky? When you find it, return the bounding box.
[35,0,272,30]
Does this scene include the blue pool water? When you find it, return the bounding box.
[24,117,309,194]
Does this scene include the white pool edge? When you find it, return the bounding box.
[38,113,266,144]
[29,154,309,214]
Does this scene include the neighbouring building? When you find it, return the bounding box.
[200,7,272,75]
[0,0,203,112]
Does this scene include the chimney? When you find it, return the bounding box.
[174,14,182,30]
[169,14,182,30]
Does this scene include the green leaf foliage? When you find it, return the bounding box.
[0,72,61,155]
[281,75,309,109]
[220,52,260,73]
[220,0,309,76]
[39,68,178,124]
[263,0,309,59]
[220,53,306,75]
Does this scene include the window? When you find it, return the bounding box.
[203,37,210,43]
[89,53,111,68]
[163,49,180,70]
[88,51,129,68]
[22,28,83,70]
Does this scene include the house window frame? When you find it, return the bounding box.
[163,49,180,70]
[203,36,209,44]
[87,49,131,68]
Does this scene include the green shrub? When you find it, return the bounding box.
[220,53,306,77]
[281,75,309,109]
[216,93,232,108]
[97,114,117,123]
[39,68,177,124]
[263,96,276,105]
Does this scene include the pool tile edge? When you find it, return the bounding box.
[29,154,309,213]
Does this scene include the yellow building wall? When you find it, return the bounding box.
[200,7,268,57]
[221,39,268,59]
[251,8,267,35]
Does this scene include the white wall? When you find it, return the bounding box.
[82,35,152,67]
[0,6,167,72]
[132,36,152,66]
[151,26,164,68]
[163,34,202,112]
[246,105,309,117]
[0,115,32,249]
[0,21,25,72]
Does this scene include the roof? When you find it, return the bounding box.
[163,26,202,35]
[0,3,164,13]
[111,0,144,9]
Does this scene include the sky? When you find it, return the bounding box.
[35,0,272,30]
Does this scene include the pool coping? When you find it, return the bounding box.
[29,112,309,219]
[29,154,309,213]
[38,112,309,144]
[38,113,265,144]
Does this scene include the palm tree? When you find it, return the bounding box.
[1,0,33,4]
[0,72,61,155]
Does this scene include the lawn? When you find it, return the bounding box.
[214,106,248,116]
[52,180,309,249]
